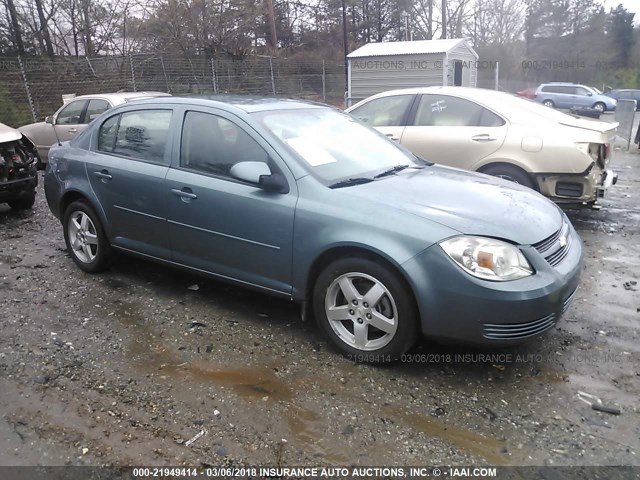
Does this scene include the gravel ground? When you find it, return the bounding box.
[0,149,638,468]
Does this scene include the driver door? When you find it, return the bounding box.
[348,94,415,142]
[165,108,297,294]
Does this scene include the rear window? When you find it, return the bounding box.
[97,109,172,164]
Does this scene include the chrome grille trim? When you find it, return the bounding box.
[533,219,572,267]
[483,313,556,340]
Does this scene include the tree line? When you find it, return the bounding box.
[1,0,638,87]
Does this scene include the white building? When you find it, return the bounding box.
[347,38,479,104]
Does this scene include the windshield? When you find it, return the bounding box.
[252,107,421,183]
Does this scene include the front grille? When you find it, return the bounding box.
[483,313,556,340]
[555,181,584,198]
[533,220,571,267]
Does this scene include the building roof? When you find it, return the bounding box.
[347,38,476,59]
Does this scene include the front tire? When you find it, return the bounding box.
[313,256,418,362]
[592,102,605,113]
[8,190,36,210]
[63,200,110,273]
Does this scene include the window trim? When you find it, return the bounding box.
[85,98,112,123]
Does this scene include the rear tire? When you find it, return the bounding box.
[313,256,419,363]
[8,190,36,210]
[542,99,555,108]
[63,200,110,273]
[480,164,536,190]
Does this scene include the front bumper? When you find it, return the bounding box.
[402,225,583,345]
[535,163,616,207]
[0,174,38,202]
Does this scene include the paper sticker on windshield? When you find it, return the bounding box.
[286,137,337,166]
[431,100,447,112]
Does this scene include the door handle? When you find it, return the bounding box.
[471,134,497,142]
[385,133,400,141]
[68,128,78,134]
[93,170,112,181]
[171,188,198,201]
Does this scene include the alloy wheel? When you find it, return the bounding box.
[67,210,99,263]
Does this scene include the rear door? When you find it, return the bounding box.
[348,94,416,142]
[164,107,297,294]
[85,107,174,259]
[399,94,508,169]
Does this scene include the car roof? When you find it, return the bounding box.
[65,91,170,104]
[122,95,328,113]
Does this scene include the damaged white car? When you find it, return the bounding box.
[0,122,38,210]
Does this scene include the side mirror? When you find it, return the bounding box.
[587,92,593,96]
[45,116,54,125]
[230,161,288,193]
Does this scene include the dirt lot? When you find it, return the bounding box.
[0,149,639,469]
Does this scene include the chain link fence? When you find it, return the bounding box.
[0,54,347,127]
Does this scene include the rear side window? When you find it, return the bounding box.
[97,109,172,164]
[413,95,505,127]
[85,99,111,123]
[350,95,413,127]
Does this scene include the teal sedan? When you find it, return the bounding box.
[44,96,583,362]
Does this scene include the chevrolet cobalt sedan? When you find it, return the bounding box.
[44,96,583,361]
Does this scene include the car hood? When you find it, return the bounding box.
[0,122,23,143]
[345,165,563,245]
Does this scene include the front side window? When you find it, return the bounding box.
[97,109,172,164]
[575,87,590,96]
[180,111,269,178]
[413,95,504,127]
[56,100,87,125]
[350,95,413,127]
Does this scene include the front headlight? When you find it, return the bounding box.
[439,236,533,281]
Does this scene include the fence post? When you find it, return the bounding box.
[129,55,137,92]
[86,56,97,77]
[269,57,276,95]
[18,56,37,122]
[160,55,170,93]
[322,60,326,102]
[494,61,499,90]
[211,59,218,94]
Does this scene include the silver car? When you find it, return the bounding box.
[19,92,169,168]
[44,96,583,361]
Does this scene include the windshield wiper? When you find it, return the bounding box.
[373,164,426,178]
[328,177,374,188]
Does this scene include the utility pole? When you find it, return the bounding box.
[342,0,348,91]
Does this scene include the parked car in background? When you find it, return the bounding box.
[44,96,583,360]
[346,86,617,208]
[534,83,616,112]
[516,87,537,99]
[0,122,38,210]
[18,92,169,168]
[605,89,640,110]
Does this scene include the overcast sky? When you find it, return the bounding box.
[603,0,639,15]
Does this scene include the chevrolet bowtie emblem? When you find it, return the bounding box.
[559,235,567,248]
